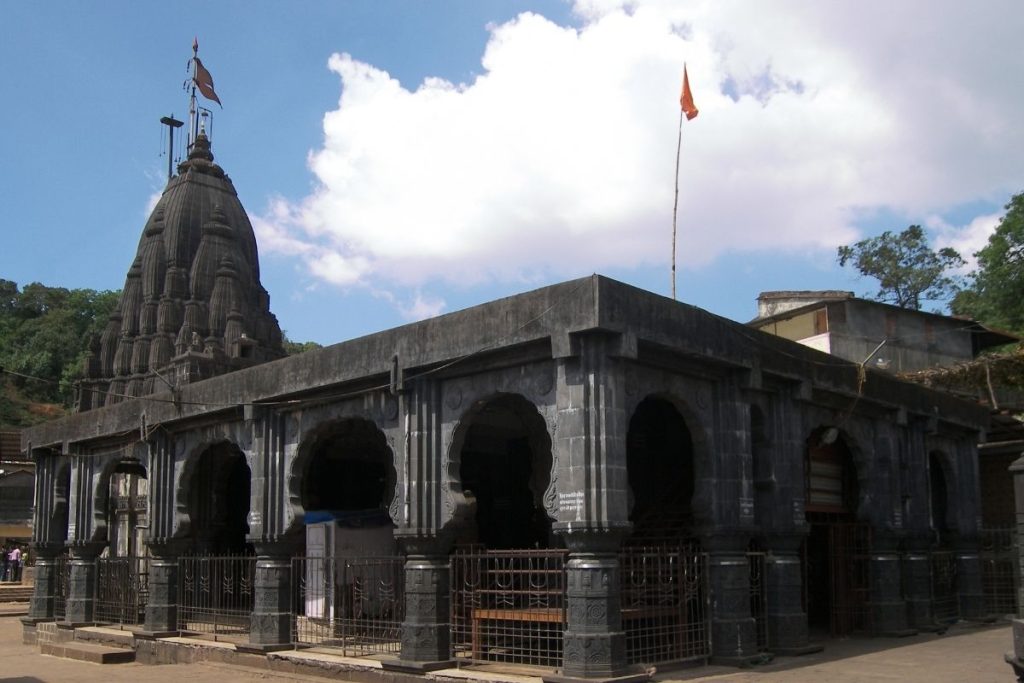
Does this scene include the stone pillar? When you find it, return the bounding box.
[246,541,296,651]
[763,533,820,655]
[64,543,103,625]
[393,536,452,670]
[953,534,988,621]
[901,534,937,631]
[27,545,63,621]
[549,529,641,683]
[1004,455,1024,679]
[867,532,914,636]
[143,541,185,634]
[704,533,761,665]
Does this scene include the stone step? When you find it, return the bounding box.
[75,626,136,647]
[40,640,135,664]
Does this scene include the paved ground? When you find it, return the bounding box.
[0,607,1015,683]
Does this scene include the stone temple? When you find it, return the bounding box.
[20,125,998,679]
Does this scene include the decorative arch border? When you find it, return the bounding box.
[173,421,251,543]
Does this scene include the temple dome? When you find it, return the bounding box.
[78,131,284,410]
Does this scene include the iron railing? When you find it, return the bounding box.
[931,549,959,624]
[94,555,149,626]
[178,554,256,640]
[451,548,567,668]
[292,555,405,655]
[52,554,70,620]
[620,545,711,666]
[980,527,1019,617]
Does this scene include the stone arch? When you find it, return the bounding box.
[928,449,957,543]
[447,392,554,550]
[90,453,148,553]
[625,393,707,543]
[290,416,398,555]
[176,439,252,554]
[803,424,870,635]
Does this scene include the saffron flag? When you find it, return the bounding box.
[680,65,698,120]
[194,57,222,106]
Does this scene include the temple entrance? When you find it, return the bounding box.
[188,443,251,555]
[803,427,869,636]
[95,457,149,625]
[456,394,552,550]
[292,419,402,655]
[929,451,959,622]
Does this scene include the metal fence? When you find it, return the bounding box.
[94,556,149,626]
[620,545,711,666]
[451,548,568,668]
[178,555,256,639]
[52,554,70,620]
[931,549,959,624]
[980,527,1019,617]
[292,555,405,655]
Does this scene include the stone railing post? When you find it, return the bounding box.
[867,531,914,636]
[244,539,298,652]
[142,541,187,635]
[546,527,644,683]
[901,533,937,631]
[763,532,821,655]
[703,533,761,665]
[64,542,103,625]
[389,535,453,671]
[26,545,63,621]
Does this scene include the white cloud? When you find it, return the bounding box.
[930,213,1001,273]
[258,0,1024,311]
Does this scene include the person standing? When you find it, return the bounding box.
[9,546,21,583]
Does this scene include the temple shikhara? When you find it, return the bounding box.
[18,48,1006,681]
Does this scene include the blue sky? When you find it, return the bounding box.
[3,1,1023,346]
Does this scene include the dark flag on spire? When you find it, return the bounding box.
[194,57,222,106]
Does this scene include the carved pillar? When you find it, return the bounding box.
[392,535,452,669]
[867,531,913,636]
[65,542,103,624]
[26,447,68,622]
[901,533,936,631]
[1004,455,1024,679]
[28,546,62,621]
[546,332,640,682]
[247,540,297,649]
[953,533,987,621]
[552,529,637,682]
[703,533,760,665]
[143,432,181,634]
[240,407,299,651]
[763,532,819,654]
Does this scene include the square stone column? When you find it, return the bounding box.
[143,541,185,635]
[64,543,103,625]
[246,541,296,651]
[546,528,645,683]
[763,533,821,655]
[901,534,937,631]
[27,546,63,621]
[703,534,761,666]
[953,534,988,621]
[395,545,452,669]
[867,532,914,636]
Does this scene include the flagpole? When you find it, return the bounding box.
[189,39,199,148]
[671,108,683,301]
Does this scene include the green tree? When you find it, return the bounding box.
[837,225,965,310]
[0,281,120,409]
[952,192,1024,332]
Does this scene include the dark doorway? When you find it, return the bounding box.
[803,428,868,636]
[457,395,552,550]
[301,418,392,513]
[189,443,251,555]
[626,396,696,544]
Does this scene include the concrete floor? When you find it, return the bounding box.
[0,605,1015,683]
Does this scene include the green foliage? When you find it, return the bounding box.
[952,193,1024,333]
[837,225,965,310]
[0,280,120,415]
[282,334,322,356]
